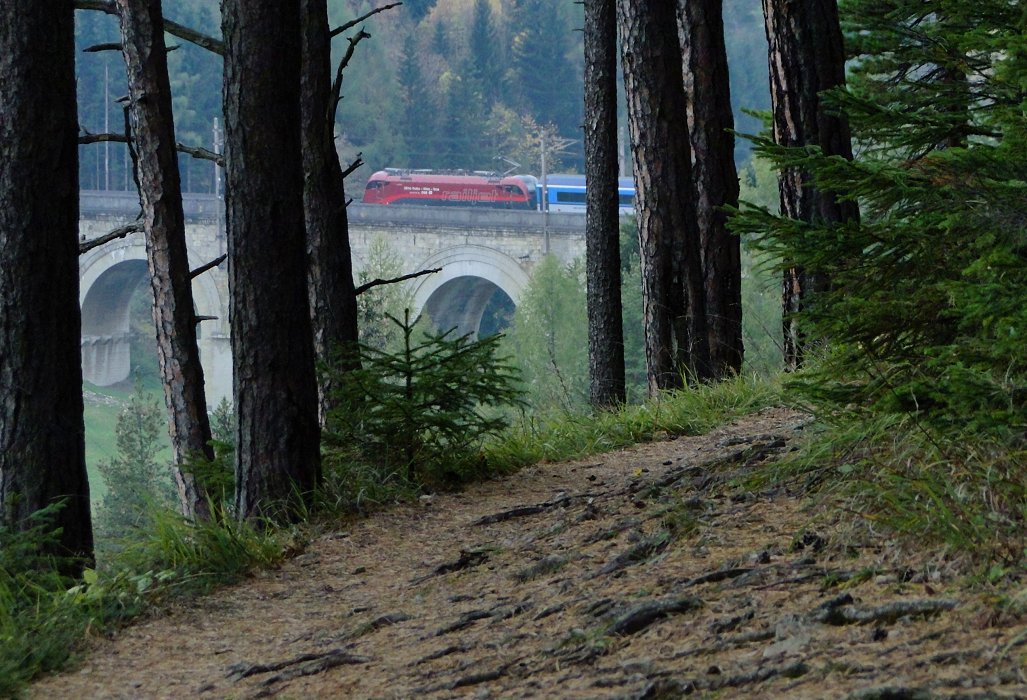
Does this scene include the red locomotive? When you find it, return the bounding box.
[362,168,539,209]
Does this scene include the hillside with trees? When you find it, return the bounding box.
[75,0,770,191]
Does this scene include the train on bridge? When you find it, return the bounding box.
[362,169,636,215]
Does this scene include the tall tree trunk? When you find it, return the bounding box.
[763,0,858,370]
[618,0,711,396]
[223,0,321,520]
[0,0,93,572]
[678,0,743,378]
[116,0,214,520]
[584,0,626,409]
[300,0,361,423]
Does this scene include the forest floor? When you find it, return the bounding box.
[31,407,1027,699]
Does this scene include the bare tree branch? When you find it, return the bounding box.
[78,220,143,254]
[341,153,363,180]
[189,254,227,279]
[74,0,225,55]
[84,42,122,52]
[330,29,371,123]
[175,142,224,166]
[78,130,223,165]
[354,267,440,296]
[78,131,128,145]
[329,2,402,38]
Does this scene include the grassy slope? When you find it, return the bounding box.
[83,377,172,506]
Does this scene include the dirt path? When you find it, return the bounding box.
[32,408,1027,699]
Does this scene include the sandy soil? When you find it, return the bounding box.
[31,407,1027,699]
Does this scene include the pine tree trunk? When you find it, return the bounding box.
[763,0,858,370]
[584,0,626,409]
[223,0,321,520]
[618,0,711,395]
[300,0,361,423]
[116,0,214,520]
[679,0,743,378]
[0,0,93,571]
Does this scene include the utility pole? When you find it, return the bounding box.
[538,126,578,256]
[541,128,548,253]
[104,60,110,191]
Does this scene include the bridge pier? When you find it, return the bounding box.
[81,333,133,386]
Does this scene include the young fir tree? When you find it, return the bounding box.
[325,311,524,484]
[735,0,1027,432]
[95,384,176,542]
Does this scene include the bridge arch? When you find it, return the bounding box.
[411,244,531,338]
[78,236,226,386]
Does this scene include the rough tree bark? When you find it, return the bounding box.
[223,0,321,520]
[617,0,712,395]
[678,0,743,378]
[0,0,93,571]
[116,0,214,520]
[584,0,626,409]
[763,0,858,370]
[300,0,361,422]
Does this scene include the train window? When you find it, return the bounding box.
[619,194,633,206]
[555,191,586,204]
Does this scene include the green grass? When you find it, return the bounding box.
[0,502,287,697]
[485,373,783,472]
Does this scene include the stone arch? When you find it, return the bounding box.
[78,236,226,386]
[411,245,530,337]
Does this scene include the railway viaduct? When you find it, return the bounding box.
[78,190,586,407]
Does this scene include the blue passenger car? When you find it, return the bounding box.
[543,174,636,215]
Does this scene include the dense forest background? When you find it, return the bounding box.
[75,0,769,193]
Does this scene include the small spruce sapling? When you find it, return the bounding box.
[94,381,175,543]
[325,310,524,484]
